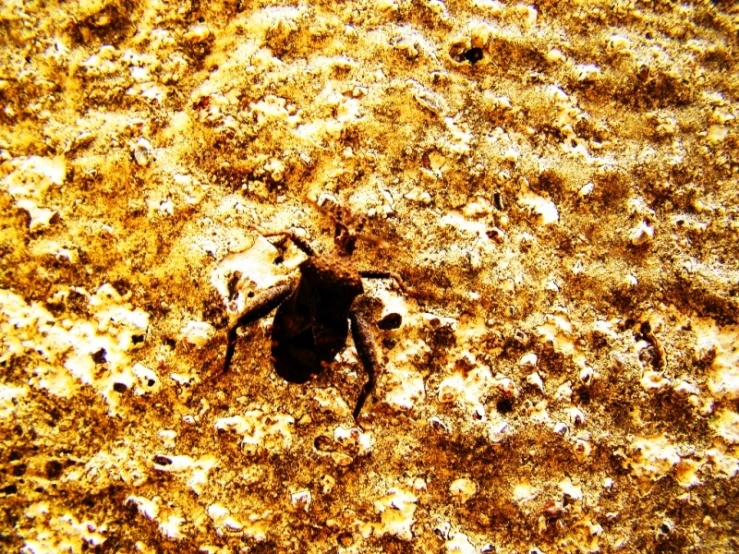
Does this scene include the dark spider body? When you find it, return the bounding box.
[223,229,403,422]
[271,255,363,384]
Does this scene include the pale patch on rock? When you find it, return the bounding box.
[312,387,351,416]
[629,221,654,245]
[438,364,493,417]
[333,426,374,456]
[629,436,681,481]
[178,320,215,348]
[704,445,739,479]
[126,495,160,519]
[207,504,245,535]
[449,478,477,502]
[711,409,739,445]
[519,191,559,225]
[640,370,670,391]
[675,458,703,488]
[211,234,303,313]
[371,487,418,541]
[537,314,576,357]
[290,489,312,511]
[20,503,106,553]
[159,515,186,540]
[383,364,426,411]
[445,532,477,554]
[558,477,583,501]
[697,322,739,401]
[512,481,538,505]
[0,383,27,419]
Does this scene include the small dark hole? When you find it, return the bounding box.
[576,386,591,405]
[314,435,333,452]
[132,334,145,345]
[46,460,63,480]
[378,313,402,330]
[660,523,670,534]
[91,348,107,364]
[147,379,155,387]
[1,484,18,495]
[13,464,26,477]
[247,291,255,298]
[8,451,21,462]
[382,337,397,350]
[273,255,284,265]
[496,399,513,414]
[153,455,172,466]
[164,337,177,349]
[464,47,484,63]
[113,382,128,393]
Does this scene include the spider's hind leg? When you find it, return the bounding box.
[348,307,380,424]
[223,283,295,373]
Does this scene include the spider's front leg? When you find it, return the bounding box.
[348,307,381,424]
[223,283,295,373]
[249,225,315,257]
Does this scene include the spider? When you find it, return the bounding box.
[222,223,410,423]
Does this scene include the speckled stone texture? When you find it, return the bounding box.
[1,1,739,552]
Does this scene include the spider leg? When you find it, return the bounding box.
[349,307,380,424]
[359,270,416,296]
[224,283,295,373]
[249,225,315,256]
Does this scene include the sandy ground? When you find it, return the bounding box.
[1,0,739,552]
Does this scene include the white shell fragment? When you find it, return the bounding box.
[630,222,654,245]
[133,138,153,166]
[449,478,477,502]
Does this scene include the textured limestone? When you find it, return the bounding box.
[1,1,739,552]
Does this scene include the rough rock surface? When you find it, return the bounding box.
[1,1,738,552]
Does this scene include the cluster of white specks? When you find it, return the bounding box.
[153,454,217,495]
[214,410,294,455]
[437,364,494,418]
[207,504,245,536]
[0,285,151,414]
[383,364,426,411]
[19,502,107,553]
[312,387,351,416]
[1,155,65,231]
